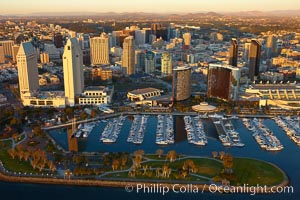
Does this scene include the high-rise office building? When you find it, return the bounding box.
[0,40,14,57]
[145,51,155,74]
[172,65,191,101]
[0,44,5,63]
[143,28,152,44]
[229,38,238,67]
[122,36,135,75]
[90,33,110,65]
[135,50,145,73]
[249,39,262,81]
[243,43,251,63]
[183,33,192,46]
[135,30,146,46]
[12,45,20,63]
[54,33,63,48]
[161,52,172,76]
[16,42,39,99]
[112,30,123,47]
[151,23,162,35]
[266,35,277,59]
[207,64,240,101]
[63,38,84,106]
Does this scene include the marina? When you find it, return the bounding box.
[213,119,244,147]
[274,116,300,146]
[243,118,284,151]
[183,115,208,145]
[155,115,174,145]
[71,119,96,139]
[127,115,149,144]
[47,115,300,197]
[100,115,126,143]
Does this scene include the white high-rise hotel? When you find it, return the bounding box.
[16,42,39,99]
[90,33,110,65]
[63,38,84,106]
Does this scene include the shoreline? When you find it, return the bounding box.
[0,164,290,194]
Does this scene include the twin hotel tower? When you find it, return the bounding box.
[16,36,261,107]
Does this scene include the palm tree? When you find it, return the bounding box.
[156,149,164,158]
[219,151,225,160]
[23,151,30,161]
[17,150,24,161]
[7,149,16,159]
[223,153,234,173]
[212,151,218,158]
[166,150,177,162]
[48,161,56,172]
[182,170,188,178]
[134,149,145,159]
[142,165,148,175]
[112,159,120,170]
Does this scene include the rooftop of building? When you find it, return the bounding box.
[209,63,240,71]
[173,65,191,71]
[29,91,65,99]
[249,82,300,90]
[128,87,161,95]
[84,86,106,91]
[192,102,217,112]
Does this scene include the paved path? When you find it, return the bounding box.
[97,155,221,181]
[0,131,27,149]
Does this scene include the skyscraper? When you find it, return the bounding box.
[54,33,63,48]
[207,64,240,101]
[0,40,14,57]
[249,39,262,81]
[229,38,238,67]
[12,45,20,63]
[16,42,39,99]
[135,50,145,73]
[145,51,155,74]
[183,33,192,46]
[90,33,110,65]
[266,35,277,59]
[122,36,135,75]
[63,38,84,106]
[151,23,162,35]
[135,30,146,46]
[172,65,191,101]
[0,44,5,63]
[243,43,251,63]
[161,52,172,76]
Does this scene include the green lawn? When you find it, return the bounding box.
[141,158,223,178]
[233,158,285,186]
[0,140,13,149]
[143,154,167,160]
[0,150,39,174]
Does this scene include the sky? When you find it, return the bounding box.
[1,0,300,14]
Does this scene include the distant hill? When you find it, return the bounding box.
[3,9,300,17]
[223,10,300,17]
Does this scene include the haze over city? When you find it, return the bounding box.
[1,0,300,14]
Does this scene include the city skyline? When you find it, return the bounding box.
[1,0,300,14]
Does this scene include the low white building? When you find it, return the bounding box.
[79,86,113,105]
[127,88,162,101]
[22,91,66,107]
